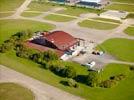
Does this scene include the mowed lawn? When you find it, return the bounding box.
[0,19,55,44]
[21,12,42,17]
[28,1,61,12]
[0,0,25,11]
[0,52,134,100]
[93,18,121,24]
[106,4,134,12]
[0,83,34,100]
[112,0,134,3]
[28,1,104,16]
[78,20,119,30]
[44,14,75,22]
[0,12,13,18]
[98,38,134,62]
[124,26,134,36]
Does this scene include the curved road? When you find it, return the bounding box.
[0,65,84,100]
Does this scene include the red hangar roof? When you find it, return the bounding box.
[44,31,78,51]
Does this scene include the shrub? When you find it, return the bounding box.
[86,71,100,87]
[100,80,117,88]
[129,65,134,71]
[60,78,79,88]
[110,74,126,81]
[65,66,76,78]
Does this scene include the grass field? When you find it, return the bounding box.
[93,18,121,24]
[0,83,34,100]
[98,38,134,62]
[112,0,134,3]
[78,20,119,30]
[44,14,75,22]
[21,12,42,17]
[28,1,61,12]
[0,12,13,18]
[28,1,104,16]
[0,52,133,100]
[0,0,25,11]
[124,26,134,36]
[0,19,55,44]
[106,4,134,12]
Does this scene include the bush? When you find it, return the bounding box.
[86,71,100,87]
[65,66,76,78]
[110,74,126,81]
[129,65,134,71]
[60,78,79,88]
[100,80,117,88]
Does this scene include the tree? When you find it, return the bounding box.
[65,66,76,78]
[86,71,100,87]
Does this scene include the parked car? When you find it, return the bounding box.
[82,61,96,68]
[92,50,104,55]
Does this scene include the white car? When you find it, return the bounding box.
[83,61,96,68]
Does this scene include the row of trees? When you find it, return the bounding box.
[1,30,123,89]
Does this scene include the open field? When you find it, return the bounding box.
[98,38,134,62]
[78,20,119,30]
[0,19,55,44]
[124,26,134,36]
[0,52,133,100]
[111,0,134,3]
[106,4,134,12]
[28,1,104,16]
[0,83,34,100]
[21,12,42,17]
[28,1,62,12]
[57,6,104,16]
[44,14,75,22]
[0,0,25,11]
[0,12,13,18]
[93,18,121,24]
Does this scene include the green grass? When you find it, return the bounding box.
[0,0,25,11]
[0,83,34,100]
[98,38,134,62]
[28,1,104,16]
[28,1,61,12]
[0,12,13,18]
[0,19,55,44]
[0,53,134,100]
[106,4,134,12]
[112,0,134,3]
[78,20,119,30]
[93,18,121,24]
[57,6,104,16]
[21,12,42,17]
[124,26,134,36]
[44,14,75,22]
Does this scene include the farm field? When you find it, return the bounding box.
[98,38,134,62]
[106,4,134,12]
[0,0,25,11]
[78,20,119,30]
[0,83,34,100]
[124,26,134,36]
[0,19,55,44]
[44,14,75,22]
